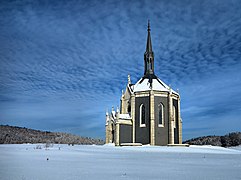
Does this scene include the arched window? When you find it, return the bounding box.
[140,104,146,127]
[158,103,164,127]
[173,105,176,128]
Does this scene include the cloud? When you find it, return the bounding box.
[0,0,241,139]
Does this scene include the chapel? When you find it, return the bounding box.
[105,21,182,146]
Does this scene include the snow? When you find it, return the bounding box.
[1,144,241,180]
[111,110,116,118]
[118,114,131,119]
[228,145,241,151]
[133,78,178,94]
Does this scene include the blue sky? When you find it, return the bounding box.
[0,0,241,140]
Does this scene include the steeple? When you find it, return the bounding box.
[146,20,152,52]
[144,20,155,76]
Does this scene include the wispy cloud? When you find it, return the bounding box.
[0,0,241,139]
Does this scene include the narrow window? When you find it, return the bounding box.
[127,105,131,115]
[173,105,176,128]
[147,62,150,70]
[140,104,146,127]
[158,103,164,127]
[149,58,152,70]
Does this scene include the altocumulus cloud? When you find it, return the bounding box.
[0,0,241,140]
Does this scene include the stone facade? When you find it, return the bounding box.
[105,21,182,146]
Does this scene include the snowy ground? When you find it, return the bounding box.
[1,144,241,180]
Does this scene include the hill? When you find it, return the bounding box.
[0,125,104,145]
[183,132,241,147]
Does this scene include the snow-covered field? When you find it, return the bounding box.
[1,144,241,180]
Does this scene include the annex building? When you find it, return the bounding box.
[105,22,182,146]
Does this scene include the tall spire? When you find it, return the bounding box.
[144,20,155,76]
[146,20,152,52]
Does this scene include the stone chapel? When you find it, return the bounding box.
[105,21,182,146]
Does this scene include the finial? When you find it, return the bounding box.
[112,106,114,112]
[128,74,131,84]
[147,20,150,32]
[116,106,119,113]
[168,85,172,92]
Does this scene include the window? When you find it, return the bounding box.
[147,62,150,70]
[173,105,176,128]
[140,104,146,127]
[149,59,152,70]
[127,105,131,114]
[158,103,164,127]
